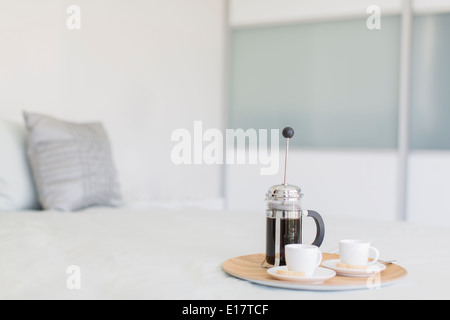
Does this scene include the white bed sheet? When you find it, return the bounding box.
[0,206,449,300]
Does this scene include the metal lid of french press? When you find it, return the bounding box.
[266,184,302,200]
[265,127,302,201]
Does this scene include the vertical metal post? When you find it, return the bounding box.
[222,0,231,209]
[398,0,413,221]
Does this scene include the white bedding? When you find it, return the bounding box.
[1,206,449,300]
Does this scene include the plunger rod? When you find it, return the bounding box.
[284,138,289,186]
[282,127,294,186]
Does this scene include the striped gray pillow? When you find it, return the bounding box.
[24,112,122,211]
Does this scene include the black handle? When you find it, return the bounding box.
[306,210,325,247]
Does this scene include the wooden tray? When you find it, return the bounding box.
[222,253,407,291]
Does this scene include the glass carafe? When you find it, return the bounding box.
[265,184,325,266]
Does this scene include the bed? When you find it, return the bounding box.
[1,206,449,300]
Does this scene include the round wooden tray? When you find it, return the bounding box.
[222,253,407,291]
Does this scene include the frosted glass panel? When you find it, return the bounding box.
[411,13,450,150]
[230,17,400,148]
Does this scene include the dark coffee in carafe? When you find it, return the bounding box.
[265,216,301,266]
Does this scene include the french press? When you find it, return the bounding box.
[264,127,325,267]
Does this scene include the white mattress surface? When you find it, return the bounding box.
[0,207,449,299]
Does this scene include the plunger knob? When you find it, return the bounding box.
[282,127,295,139]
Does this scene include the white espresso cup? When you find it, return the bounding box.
[285,244,322,277]
[339,239,380,266]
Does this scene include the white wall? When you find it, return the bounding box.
[0,0,226,207]
[226,149,398,221]
[230,0,450,27]
[226,149,450,226]
[230,0,402,27]
[409,152,450,226]
[415,0,450,14]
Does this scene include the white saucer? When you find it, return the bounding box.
[267,266,336,284]
[321,259,386,277]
